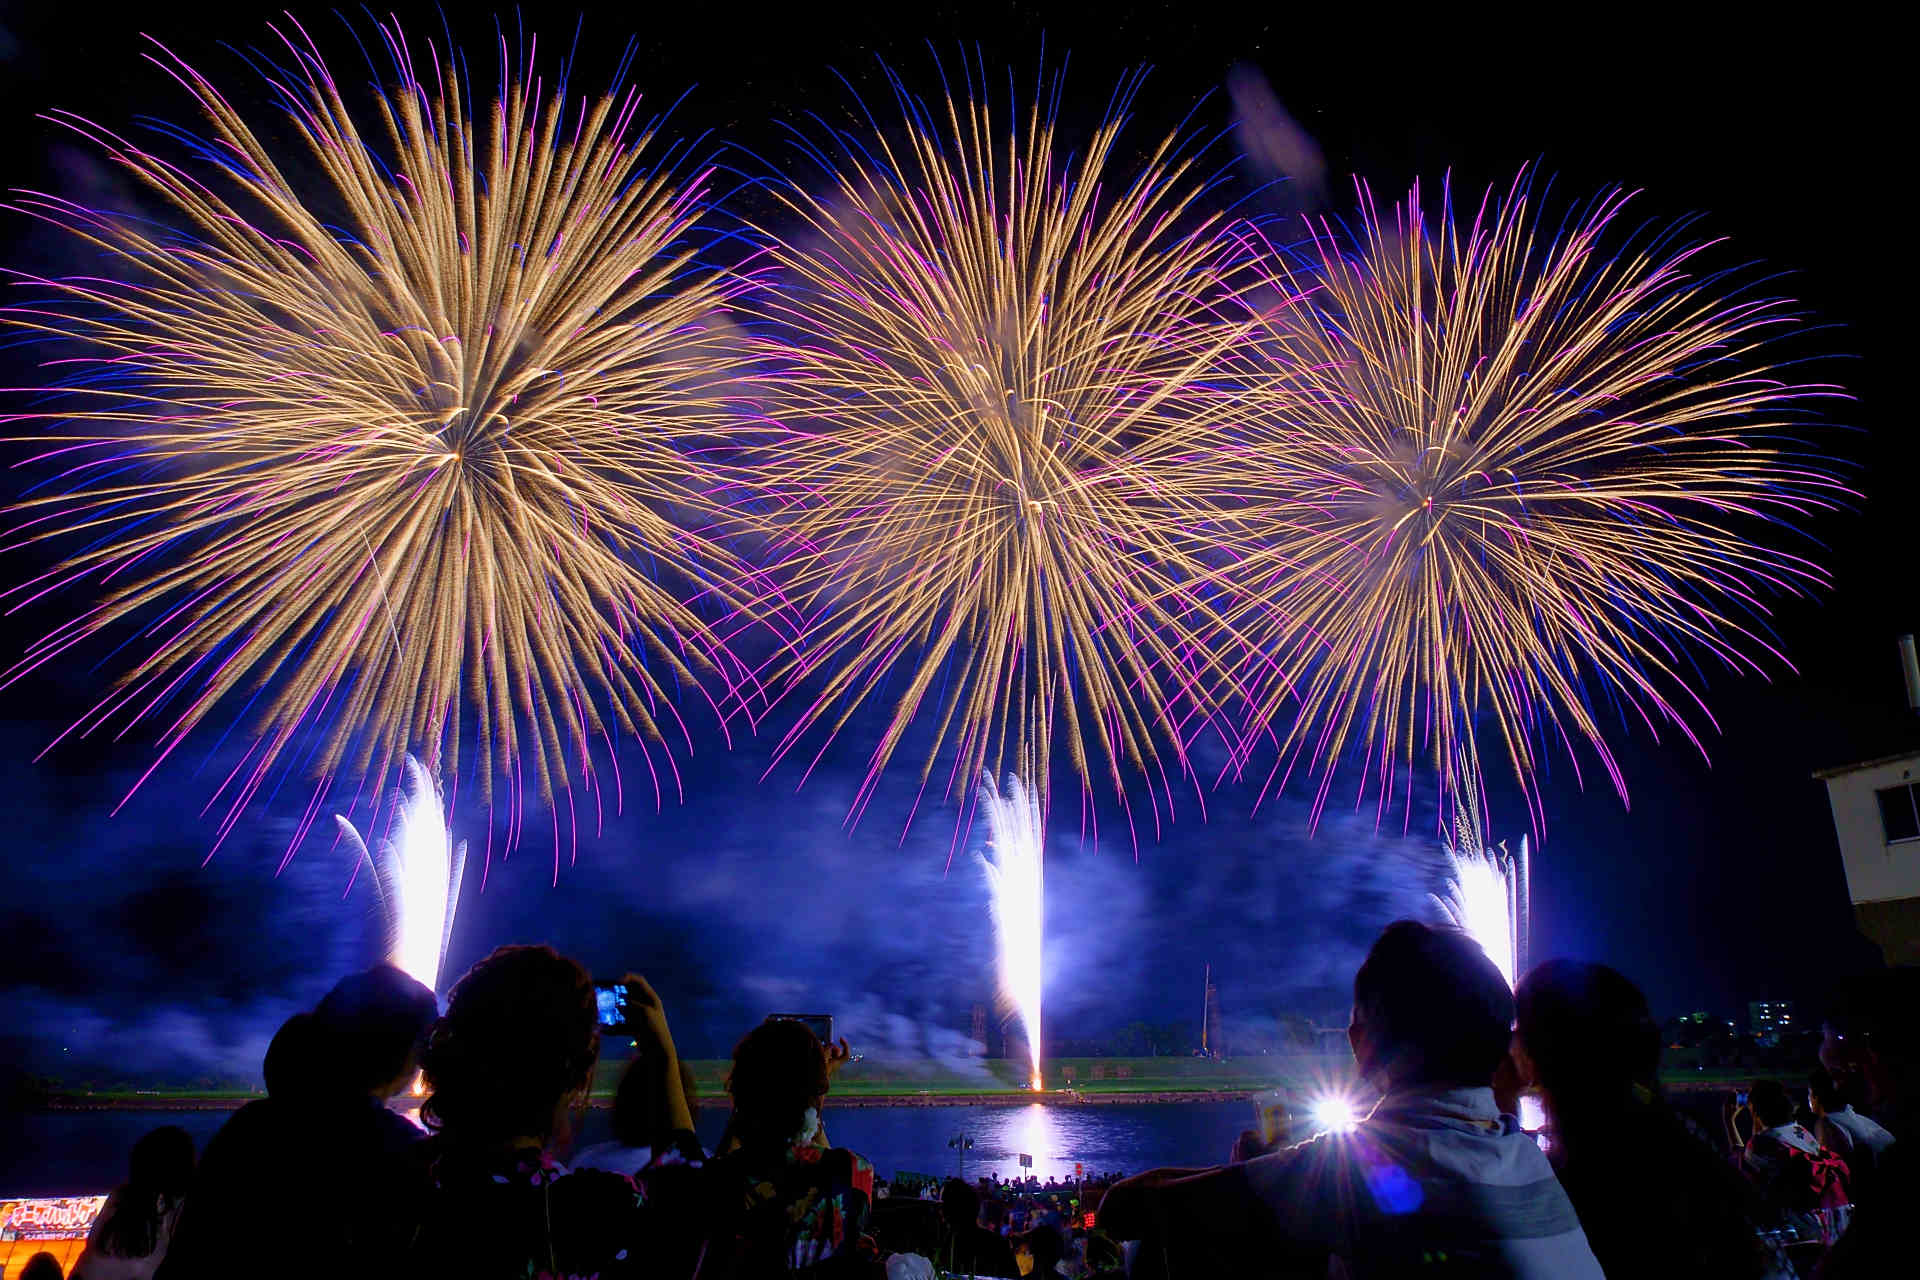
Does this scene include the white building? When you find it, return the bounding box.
[1814,749,1920,966]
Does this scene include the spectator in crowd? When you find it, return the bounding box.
[18,1253,65,1280]
[573,1050,701,1177]
[1815,970,1920,1277]
[704,1017,874,1275]
[70,1124,193,1280]
[1097,920,1604,1278]
[1808,1066,1895,1201]
[408,949,703,1278]
[935,1178,1019,1277]
[1011,1223,1064,1278]
[156,964,438,1280]
[1734,1079,1852,1247]
[1511,959,1781,1279]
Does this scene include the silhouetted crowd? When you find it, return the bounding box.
[41,922,1918,1278]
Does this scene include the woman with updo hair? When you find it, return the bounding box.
[705,1018,875,1275]
[408,945,703,1278]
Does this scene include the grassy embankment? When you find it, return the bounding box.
[45,1056,1777,1106]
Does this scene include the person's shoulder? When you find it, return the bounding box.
[368,1103,428,1143]
[552,1163,647,1208]
[572,1140,647,1174]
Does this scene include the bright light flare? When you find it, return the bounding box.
[335,755,467,994]
[1309,1092,1360,1135]
[979,771,1044,1094]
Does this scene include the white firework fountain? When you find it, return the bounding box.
[335,755,468,996]
[1432,782,1530,990]
[1433,790,1539,1128]
[978,771,1045,1091]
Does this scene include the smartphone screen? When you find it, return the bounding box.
[1252,1089,1291,1146]
[594,981,631,1033]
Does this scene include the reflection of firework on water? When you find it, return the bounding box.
[978,771,1044,1090]
[335,755,466,995]
[1222,170,1847,829]
[0,20,761,857]
[741,63,1268,834]
[1434,797,1529,990]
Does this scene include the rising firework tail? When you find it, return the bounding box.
[0,18,777,867]
[1216,169,1851,834]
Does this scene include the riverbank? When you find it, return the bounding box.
[37,1086,1272,1112]
[26,1054,1781,1112]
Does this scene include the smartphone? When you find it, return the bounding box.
[1252,1089,1292,1147]
[767,1012,834,1044]
[1735,1090,1749,1106]
[594,981,633,1035]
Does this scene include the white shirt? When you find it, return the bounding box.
[1826,1105,1896,1161]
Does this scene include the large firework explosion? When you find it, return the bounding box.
[0,21,766,860]
[1218,171,1848,830]
[738,63,1272,842]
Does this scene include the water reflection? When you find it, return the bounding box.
[957,1102,1216,1182]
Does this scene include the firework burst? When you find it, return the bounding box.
[1,20,764,857]
[740,63,1269,839]
[1220,171,1848,829]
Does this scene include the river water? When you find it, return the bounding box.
[2,1100,1255,1198]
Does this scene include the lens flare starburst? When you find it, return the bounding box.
[1,21,761,856]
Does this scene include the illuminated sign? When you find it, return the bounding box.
[0,1196,107,1241]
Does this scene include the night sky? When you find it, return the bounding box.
[0,1,1906,1083]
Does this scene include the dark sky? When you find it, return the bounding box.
[0,0,1907,1081]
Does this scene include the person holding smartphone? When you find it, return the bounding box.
[405,949,705,1278]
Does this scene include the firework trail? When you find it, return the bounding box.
[978,770,1044,1090]
[0,19,766,860]
[334,755,466,994]
[1220,170,1848,830]
[737,60,1272,841]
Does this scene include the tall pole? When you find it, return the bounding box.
[1515,835,1532,977]
[1202,963,1213,1057]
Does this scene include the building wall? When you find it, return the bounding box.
[1820,753,1920,966]
[1820,754,1920,904]
[1855,897,1920,968]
